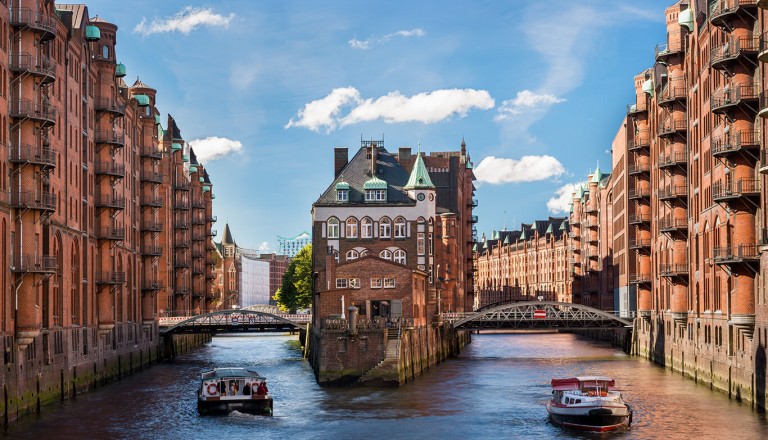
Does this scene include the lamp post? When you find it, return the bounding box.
[436,264,442,321]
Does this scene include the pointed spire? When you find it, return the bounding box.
[404,151,435,190]
[591,161,603,183]
[222,223,236,246]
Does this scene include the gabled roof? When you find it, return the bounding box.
[315,146,414,206]
[168,115,183,140]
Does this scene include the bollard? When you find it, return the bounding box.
[348,306,358,336]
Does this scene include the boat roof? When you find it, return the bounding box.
[200,367,265,381]
[551,377,615,390]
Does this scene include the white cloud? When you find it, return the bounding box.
[349,28,426,50]
[284,87,362,133]
[286,87,494,133]
[259,241,271,252]
[495,90,566,120]
[547,182,583,214]
[474,155,565,184]
[134,7,234,36]
[188,136,243,163]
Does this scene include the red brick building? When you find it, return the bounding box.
[0,0,216,419]
[475,218,571,308]
[312,139,475,326]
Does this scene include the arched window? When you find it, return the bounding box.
[379,217,391,238]
[394,249,406,265]
[327,217,339,238]
[394,217,406,238]
[346,217,358,238]
[361,217,373,238]
[102,45,110,59]
[346,249,359,261]
[380,249,393,260]
[360,248,370,257]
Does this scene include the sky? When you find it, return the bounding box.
[81,0,672,252]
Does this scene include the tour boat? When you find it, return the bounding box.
[546,376,632,432]
[197,367,273,416]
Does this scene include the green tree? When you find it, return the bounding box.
[275,244,313,312]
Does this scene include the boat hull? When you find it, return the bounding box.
[197,397,273,416]
[547,402,631,432]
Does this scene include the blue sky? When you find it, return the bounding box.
[83,0,671,251]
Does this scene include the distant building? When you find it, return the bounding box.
[240,255,271,307]
[277,232,311,257]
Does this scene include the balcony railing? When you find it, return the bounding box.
[96,194,125,209]
[655,31,684,60]
[94,130,125,146]
[713,244,760,264]
[628,130,650,150]
[142,245,163,256]
[140,171,163,183]
[9,143,56,167]
[629,238,651,249]
[658,185,688,201]
[659,218,688,233]
[141,221,162,232]
[96,226,125,241]
[710,0,758,26]
[628,187,651,199]
[629,273,652,284]
[658,80,687,105]
[712,178,760,201]
[9,8,56,39]
[660,264,689,277]
[174,180,191,191]
[11,190,56,211]
[140,195,163,207]
[140,147,162,159]
[711,36,759,70]
[711,129,760,157]
[142,280,164,291]
[657,151,687,168]
[10,100,56,124]
[657,117,687,137]
[174,258,191,268]
[9,53,56,83]
[628,162,651,174]
[11,254,57,273]
[95,272,126,285]
[94,97,126,116]
[628,213,651,224]
[711,84,758,115]
[94,162,126,178]
[626,100,648,115]
[173,200,190,209]
[174,221,190,230]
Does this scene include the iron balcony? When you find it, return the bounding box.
[9,143,56,167]
[9,52,56,83]
[11,254,57,273]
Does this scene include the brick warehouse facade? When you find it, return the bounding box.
[0,0,216,420]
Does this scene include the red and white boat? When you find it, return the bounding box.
[546,376,632,432]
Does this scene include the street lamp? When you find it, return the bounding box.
[436,264,442,320]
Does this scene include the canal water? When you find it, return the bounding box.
[4,332,768,439]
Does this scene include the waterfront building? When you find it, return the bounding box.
[257,253,291,305]
[276,232,311,257]
[475,218,571,309]
[311,139,476,324]
[616,0,768,406]
[0,1,216,421]
[569,167,614,310]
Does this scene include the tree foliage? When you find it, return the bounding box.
[275,244,313,312]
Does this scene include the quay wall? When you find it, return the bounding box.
[309,323,470,386]
[0,327,209,426]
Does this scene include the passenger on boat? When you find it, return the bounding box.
[243,382,251,395]
[219,381,227,396]
[229,380,238,396]
[256,381,268,396]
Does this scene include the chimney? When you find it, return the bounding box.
[371,144,378,176]
[334,148,348,178]
[399,147,412,164]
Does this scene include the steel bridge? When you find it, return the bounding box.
[444,301,633,330]
[159,309,311,335]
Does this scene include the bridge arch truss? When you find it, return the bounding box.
[449,301,632,330]
[161,309,302,335]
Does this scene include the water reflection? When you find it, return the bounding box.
[4,332,768,440]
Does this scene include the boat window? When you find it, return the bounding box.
[576,399,581,404]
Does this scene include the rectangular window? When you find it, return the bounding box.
[370,278,382,289]
[417,233,425,255]
[383,277,396,288]
[349,278,360,289]
[336,278,348,289]
[336,190,348,202]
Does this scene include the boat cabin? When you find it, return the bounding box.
[200,367,269,400]
[551,376,617,404]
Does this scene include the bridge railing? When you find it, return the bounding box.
[322,317,414,330]
[159,313,311,327]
